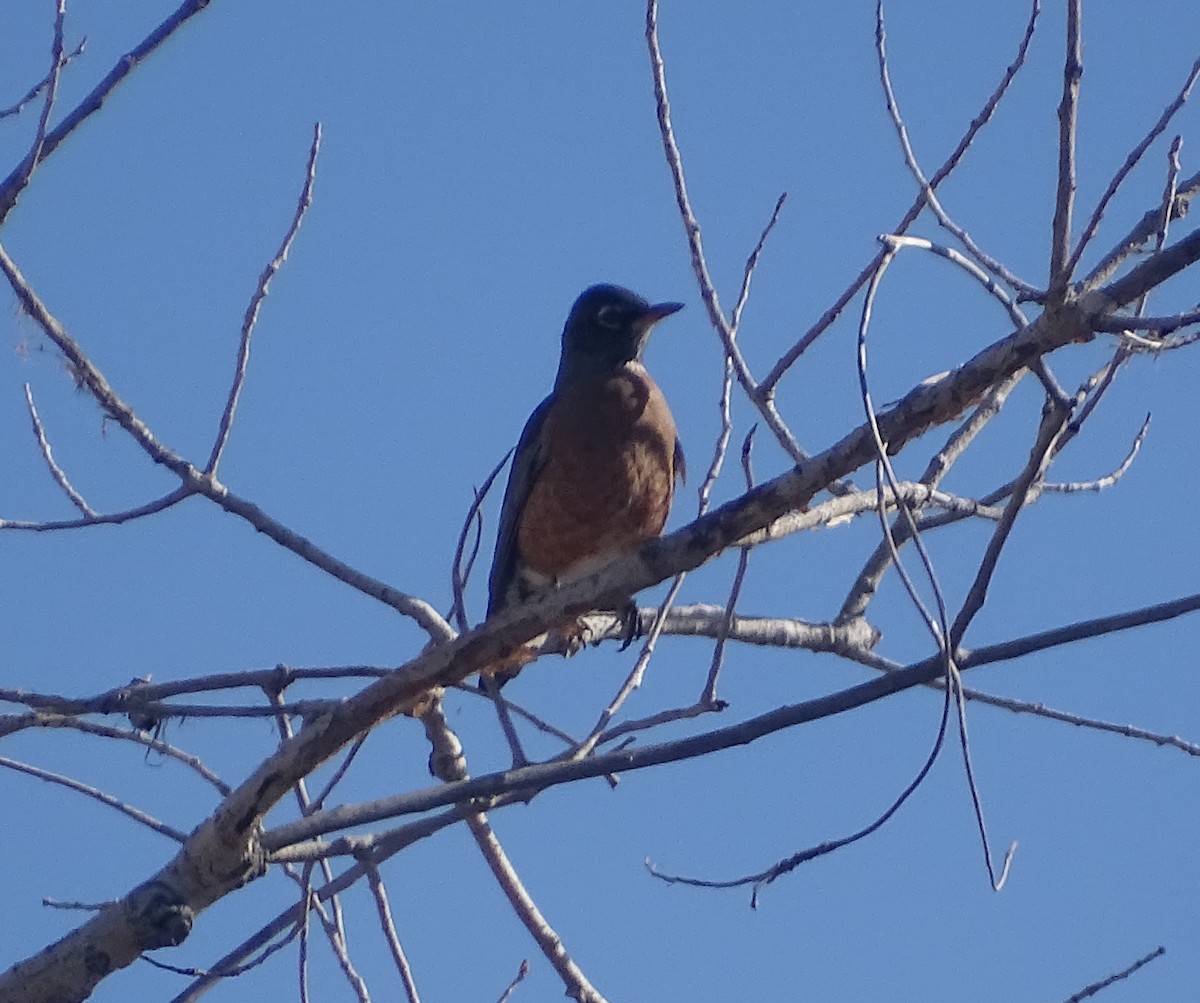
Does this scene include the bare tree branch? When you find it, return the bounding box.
[0,241,454,641]
[646,0,811,464]
[875,1,1037,296]
[0,0,216,224]
[2,1,68,223]
[1081,168,1200,290]
[763,0,1042,386]
[1067,55,1200,277]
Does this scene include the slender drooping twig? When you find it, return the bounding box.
[23,382,96,516]
[0,756,187,842]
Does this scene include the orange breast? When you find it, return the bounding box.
[517,365,677,580]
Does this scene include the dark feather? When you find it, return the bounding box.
[487,394,552,617]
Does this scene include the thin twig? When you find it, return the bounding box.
[1067,54,1200,278]
[1049,0,1083,298]
[948,669,1017,891]
[647,684,954,905]
[957,688,1200,757]
[1081,169,1200,291]
[310,734,369,813]
[298,884,312,1003]
[875,1,1037,296]
[645,0,809,463]
[23,382,96,516]
[0,756,187,842]
[1135,135,1184,319]
[0,486,191,531]
[645,0,746,393]
[950,400,1071,648]
[0,37,84,120]
[316,903,371,1003]
[857,241,949,646]
[764,0,1042,386]
[880,236,1028,326]
[1,0,67,218]
[364,863,422,1003]
[420,699,608,1003]
[466,811,608,1003]
[701,428,757,705]
[207,124,322,475]
[496,960,531,1003]
[144,918,303,981]
[451,450,512,631]
[856,241,1012,892]
[695,192,786,510]
[1,712,231,794]
[959,591,1200,671]
[1061,946,1165,1003]
[1043,413,1149,492]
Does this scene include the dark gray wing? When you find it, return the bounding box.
[486,394,553,618]
[673,437,686,485]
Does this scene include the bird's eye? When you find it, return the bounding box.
[596,304,623,329]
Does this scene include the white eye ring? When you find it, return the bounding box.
[596,304,623,329]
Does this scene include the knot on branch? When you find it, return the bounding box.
[125,880,194,950]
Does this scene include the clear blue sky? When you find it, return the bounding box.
[2,3,1198,1001]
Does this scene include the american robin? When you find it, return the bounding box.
[484,283,685,686]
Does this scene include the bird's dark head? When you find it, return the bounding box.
[555,283,683,387]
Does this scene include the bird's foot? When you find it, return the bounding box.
[617,601,645,651]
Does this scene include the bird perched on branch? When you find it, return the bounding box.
[483,283,685,687]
